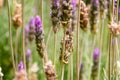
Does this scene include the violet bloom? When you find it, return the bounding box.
[93,48,100,60]
[18,61,24,71]
[29,17,35,29]
[35,16,42,34]
[26,49,32,59]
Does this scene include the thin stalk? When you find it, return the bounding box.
[76,0,80,79]
[112,37,114,76]
[98,18,105,80]
[7,0,16,72]
[15,29,19,69]
[70,54,73,80]
[46,27,52,46]
[61,28,66,80]
[53,33,57,65]
[89,35,95,80]
[108,34,112,80]
[22,0,26,71]
[115,38,119,80]
[40,0,42,19]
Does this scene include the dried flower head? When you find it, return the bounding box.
[99,0,108,19]
[44,61,57,80]
[14,70,27,80]
[90,0,99,34]
[108,22,120,37]
[12,2,22,28]
[0,0,4,10]
[51,0,60,33]
[91,48,100,80]
[80,0,89,31]
[59,29,74,64]
[60,0,73,28]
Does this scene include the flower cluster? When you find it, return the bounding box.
[14,61,27,80]
[25,17,35,44]
[80,0,89,31]
[91,48,100,80]
[44,61,57,80]
[34,16,46,58]
[71,0,77,32]
[90,0,99,34]
[59,28,74,64]
[99,0,108,19]
[108,22,120,37]
[60,0,73,28]
[51,0,60,33]
[12,2,22,28]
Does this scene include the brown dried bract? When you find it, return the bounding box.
[12,2,22,28]
[108,22,120,37]
[44,61,57,80]
[80,0,89,31]
[0,0,3,10]
[14,70,27,80]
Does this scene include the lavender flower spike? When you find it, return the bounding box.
[18,61,24,71]
[26,48,32,60]
[35,16,42,34]
[93,48,100,60]
[51,0,60,33]
[91,48,100,80]
[35,16,46,58]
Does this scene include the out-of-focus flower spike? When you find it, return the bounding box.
[79,63,84,80]
[91,48,100,80]
[60,0,73,28]
[0,0,4,10]
[80,0,89,31]
[99,0,108,19]
[26,48,32,60]
[90,0,99,34]
[51,0,60,33]
[12,1,22,28]
[14,61,27,80]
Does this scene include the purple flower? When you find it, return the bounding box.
[71,0,76,8]
[52,0,60,7]
[18,61,24,71]
[93,48,100,60]
[29,17,35,29]
[26,49,32,59]
[35,16,42,34]
[25,25,29,37]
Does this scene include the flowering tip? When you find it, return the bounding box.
[29,17,35,28]
[35,16,42,34]
[93,48,100,60]
[18,61,24,71]
[26,49,31,58]
[71,0,77,7]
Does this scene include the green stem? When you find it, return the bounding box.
[61,28,66,80]
[70,54,73,80]
[76,0,81,80]
[15,29,19,70]
[22,0,26,71]
[54,33,57,65]
[46,27,52,47]
[7,0,16,72]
